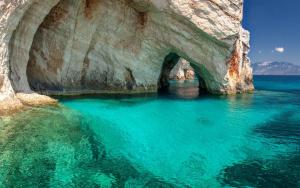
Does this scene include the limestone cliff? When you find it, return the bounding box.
[0,0,254,110]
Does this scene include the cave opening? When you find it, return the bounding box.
[158,53,208,99]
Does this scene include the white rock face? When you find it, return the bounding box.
[169,59,195,80]
[0,0,254,106]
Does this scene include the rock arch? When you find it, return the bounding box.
[0,0,254,109]
[158,53,208,93]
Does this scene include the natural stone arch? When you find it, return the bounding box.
[24,0,235,95]
[158,53,208,93]
[0,0,254,111]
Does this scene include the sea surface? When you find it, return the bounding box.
[0,76,300,187]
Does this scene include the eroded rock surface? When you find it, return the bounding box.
[169,59,195,80]
[0,0,254,110]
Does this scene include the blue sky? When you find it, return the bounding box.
[243,0,300,64]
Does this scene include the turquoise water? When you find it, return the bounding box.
[0,76,300,187]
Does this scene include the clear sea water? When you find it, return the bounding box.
[0,76,300,187]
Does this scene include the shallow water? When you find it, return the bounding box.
[0,76,300,187]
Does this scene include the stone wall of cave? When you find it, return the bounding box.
[27,0,163,94]
[0,0,254,102]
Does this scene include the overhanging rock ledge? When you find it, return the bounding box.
[0,0,254,112]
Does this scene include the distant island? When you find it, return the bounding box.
[252,61,300,75]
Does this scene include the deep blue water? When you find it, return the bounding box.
[254,75,300,93]
[0,76,300,187]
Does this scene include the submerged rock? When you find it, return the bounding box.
[0,106,187,187]
[0,0,254,109]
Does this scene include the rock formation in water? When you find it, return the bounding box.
[0,0,254,111]
[169,59,195,80]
